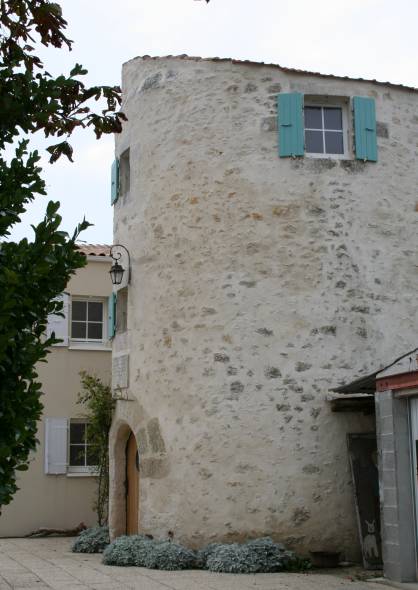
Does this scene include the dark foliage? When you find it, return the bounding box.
[0,0,125,508]
[77,374,115,526]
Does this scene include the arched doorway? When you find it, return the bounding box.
[126,432,139,535]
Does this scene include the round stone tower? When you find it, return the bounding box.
[109,55,418,558]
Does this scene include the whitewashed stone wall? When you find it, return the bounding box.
[110,56,418,557]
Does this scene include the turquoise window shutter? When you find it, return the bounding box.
[353,97,377,162]
[278,93,304,157]
[108,292,116,339]
[111,159,119,205]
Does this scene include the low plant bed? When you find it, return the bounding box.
[87,532,311,574]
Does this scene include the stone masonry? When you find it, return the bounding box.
[109,56,418,558]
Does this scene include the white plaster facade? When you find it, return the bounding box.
[109,56,418,558]
[0,251,112,537]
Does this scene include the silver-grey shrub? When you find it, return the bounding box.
[195,542,223,568]
[206,543,254,573]
[144,541,196,570]
[101,534,309,573]
[102,535,153,566]
[206,537,304,574]
[71,526,110,554]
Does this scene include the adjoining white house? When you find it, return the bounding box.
[0,245,113,537]
[106,55,418,582]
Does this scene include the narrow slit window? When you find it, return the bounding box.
[119,148,130,197]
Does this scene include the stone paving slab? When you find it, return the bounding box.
[0,537,393,590]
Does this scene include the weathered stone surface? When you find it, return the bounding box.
[376,121,389,138]
[109,56,418,559]
[147,418,166,454]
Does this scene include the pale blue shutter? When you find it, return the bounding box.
[353,97,377,162]
[278,93,304,157]
[44,418,68,474]
[108,293,116,339]
[111,159,119,205]
[46,293,69,346]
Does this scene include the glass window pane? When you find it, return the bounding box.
[324,107,342,130]
[70,422,85,444]
[70,445,85,466]
[88,322,103,340]
[88,302,103,322]
[305,130,324,153]
[72,301,87,321]
[87,445,100,466]
[325,131,344,154]
[71,322,86,339]
[304,107,322,129]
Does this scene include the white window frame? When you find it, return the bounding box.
[68,419,98,475]
[70,296,108,349]
[304,97,350,160]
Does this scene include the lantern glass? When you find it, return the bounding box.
[109,261,125,285]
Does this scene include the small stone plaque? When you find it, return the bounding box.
[112,354,129,391]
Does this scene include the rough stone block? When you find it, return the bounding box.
[381,433,395,452]
[382,486,397,507]
[382,451,395,470]
[380,415,394,435]
[382,469,396,487]
[383,523,400,545]
[383,505,399,526]
[377,396,394,419]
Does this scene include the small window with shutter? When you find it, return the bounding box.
[44,418,98,475]
[303,96,350,159]
[119,149,130,198]
[70,297,106,344]
[68,421,99,474]
[278,93,377,162]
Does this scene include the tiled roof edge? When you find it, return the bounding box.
[76,244,111,257]
[123,54,418,94]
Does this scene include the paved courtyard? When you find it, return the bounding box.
[0,537,395,590]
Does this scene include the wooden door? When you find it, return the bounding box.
[126,432,139,535]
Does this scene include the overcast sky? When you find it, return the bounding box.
[10,0,418,244]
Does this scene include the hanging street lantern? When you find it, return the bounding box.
[109,244,131,285]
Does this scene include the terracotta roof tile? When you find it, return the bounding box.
[125,54,418,94]
[76,244,111,257]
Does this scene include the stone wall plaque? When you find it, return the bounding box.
[112,354,129,391]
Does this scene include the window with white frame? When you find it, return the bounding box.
[68,421,98,473]
[44,417,98,476]
[71,298,104,341]
[304,104,347,157]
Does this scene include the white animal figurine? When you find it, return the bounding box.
[363,519,379,559]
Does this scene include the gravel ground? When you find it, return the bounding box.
[0,537,394,590]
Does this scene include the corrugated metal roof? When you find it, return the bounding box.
[125,54,418,94]
[76,244,111,257]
